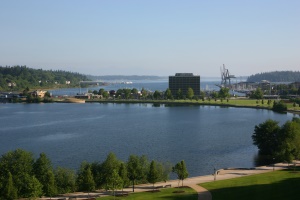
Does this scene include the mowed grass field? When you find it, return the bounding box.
[200,167,300,200]
[97,187,198,200]
[91,98,300,111]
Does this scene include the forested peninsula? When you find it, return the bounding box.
[0,66,90,91]
[247,71,300,82]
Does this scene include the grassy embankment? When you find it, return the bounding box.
[97,187,197,200]
[200,167,300,200]
[86,98,300,112]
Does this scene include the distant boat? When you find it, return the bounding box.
[121,81,133,84]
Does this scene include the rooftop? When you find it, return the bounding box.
[174,73,196,77]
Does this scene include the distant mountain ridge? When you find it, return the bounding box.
[87,75,167,81]
[247,71,300,82]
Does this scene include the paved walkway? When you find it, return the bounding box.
[41,161,299,200]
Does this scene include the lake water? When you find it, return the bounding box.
[0,102,296,177]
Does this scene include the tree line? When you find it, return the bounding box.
[247,71,300,82]
[0,149,188,199]
[252,117,300,164]
[92,87,230,101]
[0,65,90,91]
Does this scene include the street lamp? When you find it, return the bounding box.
[212,166,217,181]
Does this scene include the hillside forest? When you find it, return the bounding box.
[247,71,300,82]
[0,66,90,91]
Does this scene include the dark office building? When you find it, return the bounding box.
[169,73,200,97]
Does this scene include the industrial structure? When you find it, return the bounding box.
[169,73,200,97]
[219,64,236,88]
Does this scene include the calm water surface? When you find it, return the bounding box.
[0,103,295,177]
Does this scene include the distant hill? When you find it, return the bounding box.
[87,75,167,81]
[0,65,90,91]
[247,71,300,82]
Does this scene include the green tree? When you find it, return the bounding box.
[172,160,189,187]
[165,88,173,99]
[157,162,172,182]
[33,153,55,196]
[119,162,129,194]
[272,101,287,112]
[211,91,218,99]
[141,88,148,99]
[219,87,230,99]
[252,119,280,157]
[2,172,17,200]
[44,170,57,198]
[106,169,123,199]
[153,90,161,100]
[250,88,264,99]
[147,160,159,190]
[186,87,194,100]
[131,88,138,94]
[123,89,132,99]
[22,174,43,199]
[55,167,76,194]
[127,155,142,192]
[277,118,300,162]
[0,149,35,198]
[177,89,183,99]
[101,152,121,189]
[76,162,95,192]
[99,88,105,95]
[102,91,109,99]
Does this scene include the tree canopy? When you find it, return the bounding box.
[186,87,194,99]
[252,118,300,163]
[247,71,300,82]
[0,65,90,91]
[250,88,264,99]
[172,160,189,187]
[0,150,174,199]
[218,87,230,99]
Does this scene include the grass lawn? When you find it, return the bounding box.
[97,187,198,200]
[88,98,300,111]
[200,167,300,200]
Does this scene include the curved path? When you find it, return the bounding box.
[187,184,212,200]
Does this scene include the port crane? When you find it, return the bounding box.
[219,64,236,88]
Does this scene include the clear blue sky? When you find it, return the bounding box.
[1,0,299,77]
